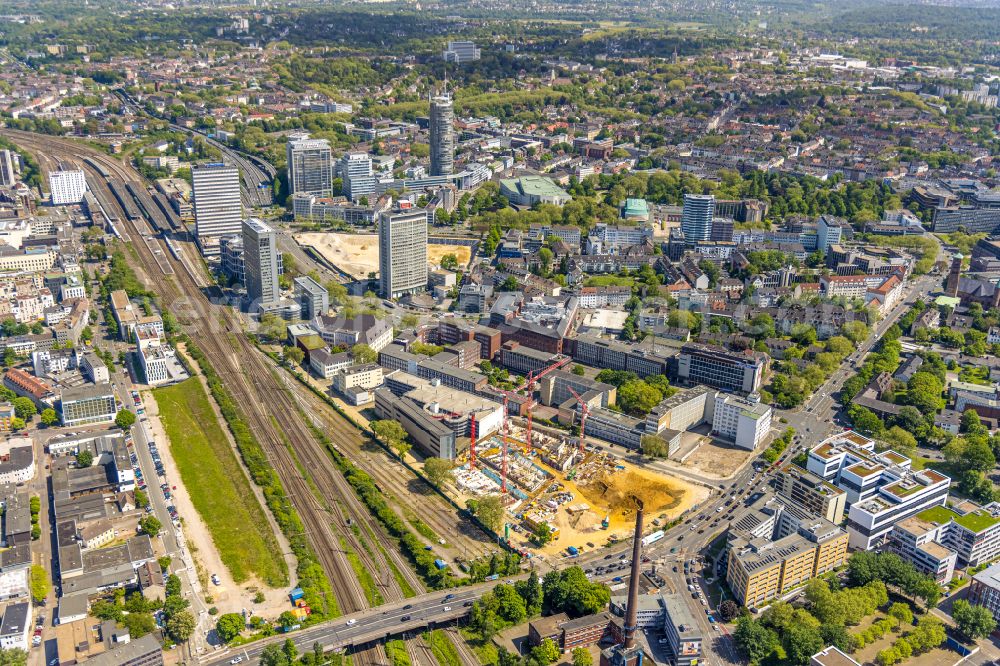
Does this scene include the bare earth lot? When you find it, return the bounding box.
[296,231,471,277]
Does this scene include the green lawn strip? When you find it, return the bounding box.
[153,379,287,586]
[182,339,339,620]
[423,630,461,666]
[384,640,412,666]
[336,534,384,606]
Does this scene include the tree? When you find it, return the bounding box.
[617,379,662,416]
[216,613,244,642]
[278,610,299,631]
[469,494,504,532]
[440,253,459,271]
[115,409,136,430]
[166,573,182,597]
[735,616,778,665]
[571,647,592,666]
[531,638,561,665]
[12,397,35,421]
[641,434,671,458]
[572,364,586,376]
[39,408,58,426]
[9,418,23,432]
[166,610,196,642]
[372,419,410,459]
[283,345,305,366]
[29,565,49,604]
[533,522,553,546]
[888,602,913,626]
[718,599,739,622]
[352,343,377,364]
[424,457,455,487]
[76,449,94,468]
[493,583,527,624]
[139,515,162,537]
[785,621,824,666]
[0,648,27,666]
[951,599,996,642]
[260,643,292,666]
[134,489,149,509]
[542,567,610,617]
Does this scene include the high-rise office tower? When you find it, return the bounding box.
[379,208,428,299]
[429,94,455,177]
[242,217,281,306]
[681,193,715,243]
[192,163,242,256]
[340,152,377,202]
[286,134,333,196]
[0,150,16,187]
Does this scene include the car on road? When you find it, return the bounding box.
[443,606,451,611]
[346,619,356,626]
[463,601,473,607]
[229,658,244,665]
[211,574,221,586]
[401,615,411,622]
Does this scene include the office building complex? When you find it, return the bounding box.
[340,152,377,201]
[711,393,772,450]
[885,514,958,584]
[676,343,766,393]
[817,215,848,252]
[49,170,87,205]
[680,194,714,243]
[0,150,16,187]
[242,218,281,306]
[776,464,847,524]
[443,40,481,63]
[968,561,1000,625]
[429,94,455,176]
[286,134,333,196]
[58,384,117,427]
[293,276,329,319]
[726,494,849,608]
[192,163,242,256]
[894,501,1000,570]
[807,431,952,550]
[379,208,428,299]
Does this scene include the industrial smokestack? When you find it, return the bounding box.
[623,499,644,650]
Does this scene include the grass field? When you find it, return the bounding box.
[154,378,289,586]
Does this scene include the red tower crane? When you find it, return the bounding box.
[494,356,572,493]
[565,386,590,455]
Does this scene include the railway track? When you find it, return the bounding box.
[281,371,494,563]
[0,130,411,615]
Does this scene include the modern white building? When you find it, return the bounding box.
[429,94,455,177]
[293,276,329,319]
[379,208,428,299]
[681,193,714,243]
[286,134,333,196]
[711,393,772,450]
[192,163,242,256]
[807,431,952,550]
[340,152,377,201]
[242,217,281,306]
[443,41,481,63]
[49,170,87,205]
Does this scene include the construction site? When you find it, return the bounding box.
[452,421,708,557]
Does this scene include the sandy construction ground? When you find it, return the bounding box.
[296,231,471,277]
[670,436,758,480]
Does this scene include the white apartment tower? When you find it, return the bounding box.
[192,163,242,256]
[286,134,333,197]
[48,170,87,205]
[681,193,715,243]
[379,208,428,299]
[340,153,377,201]
[429,94,455,177]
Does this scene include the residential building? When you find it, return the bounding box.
[79,351,109,384]
[711,393,772,450]
[49,170,87,205]
[775,465,847,524]
[817,215,847,252]
[83,633,164,666]
[192,163,242,256]
[286,134,333,196]
[0,602,29,651]
[332,363,384,395]
[726,494,849,609]
[242,218,281,306]
[675,343,766,393]
[309,349,353,379]
[443,41,481,63]
[379,208,428,299]
[681,194,714,243]
[0,404,13,432]
[313,313,393,352]
[430,94,455,176]
[3,368,55,407]
[806,431,952,550]
[294,276,329,319]
[59,384,117,427]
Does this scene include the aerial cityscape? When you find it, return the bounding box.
[0,1,999,665]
